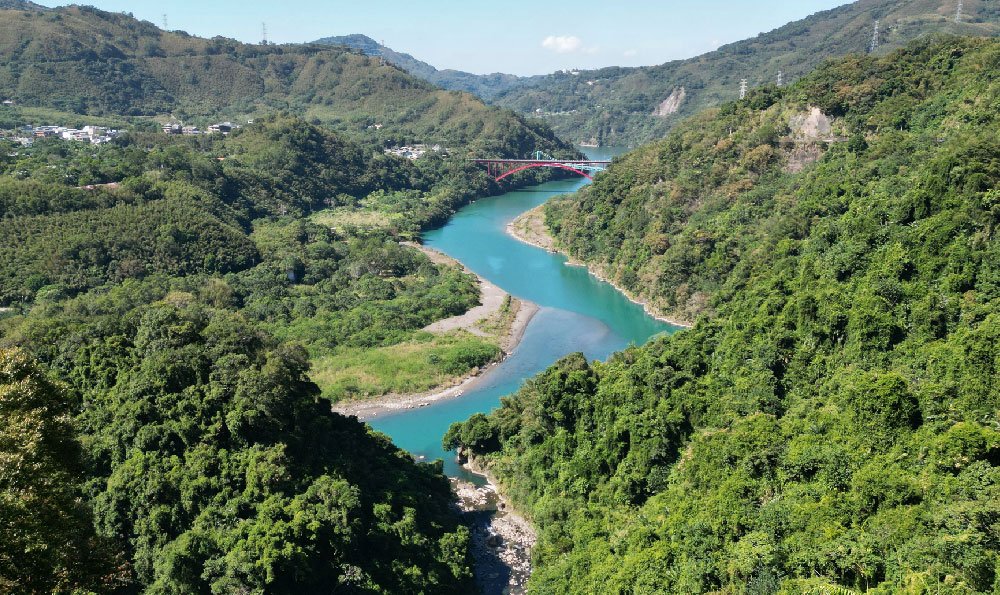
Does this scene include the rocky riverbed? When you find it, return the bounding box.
[452,473,536,594]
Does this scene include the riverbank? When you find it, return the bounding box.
[453,450,536,594]
[332,242,539,421]
[411,242,532,351]
[506,207,693,329]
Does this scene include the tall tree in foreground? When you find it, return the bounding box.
[0,348,122,594]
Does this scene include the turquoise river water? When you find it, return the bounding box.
[368,148,680,480]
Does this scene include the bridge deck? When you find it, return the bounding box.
[471,159,610,164]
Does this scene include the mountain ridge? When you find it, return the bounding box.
[489,0,1000,145]
[0,6,576,157]
[311,2,1000,147]
[313,33,532,100]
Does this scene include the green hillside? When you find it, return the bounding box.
[0,5,574,155]
[493,0,1000,146]
[447,36,1000,592]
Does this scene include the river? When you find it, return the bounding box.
[369,147,681,480]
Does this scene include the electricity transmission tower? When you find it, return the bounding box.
[162,14,167,29]
[870,19,880,53]
[261,22,268,45]
[776,71,783,87]
[955,0,963,23]
[739,79,748,100]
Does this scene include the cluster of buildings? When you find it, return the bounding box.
[383,144,442,160]
[162,121,245,135]
[11,125,122,146]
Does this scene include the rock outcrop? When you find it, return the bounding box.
[652,87,686,116]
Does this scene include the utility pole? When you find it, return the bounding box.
[739,79,748,100]
[776,70,783,87]
[261,22,268,45]
[955,0,963,23]
[870,19,880,53]
[380,40,386,66]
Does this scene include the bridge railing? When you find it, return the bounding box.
[469,158,611,182]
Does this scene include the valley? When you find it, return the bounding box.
[3,2,1000,594]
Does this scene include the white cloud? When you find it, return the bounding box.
[623,49,638,57]
[542,35,583,53]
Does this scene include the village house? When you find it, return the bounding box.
[208,121,240,134]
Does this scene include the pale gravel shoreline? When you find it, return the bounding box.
[506,208,694,330]
[332,242,539,421]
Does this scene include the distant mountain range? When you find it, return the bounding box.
[0,5,575,156]
[492,0,1000,145]
[318,0,1000,146]
[313,34,535,100]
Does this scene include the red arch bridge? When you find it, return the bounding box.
[472,158,611,182]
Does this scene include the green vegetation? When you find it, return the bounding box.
[312,331,500,400]
[2,284,475,592]
[0,4,588,591]
[0,347,123,593]
[0,103,570,588]
[493,0,1000,146]
[447,37,1000,592]
[0,4,577,155]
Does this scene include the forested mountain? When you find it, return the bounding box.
[314,34,532,100]
[0,5,573,153]
[447,36,1000,592]
[492,0,1000,146]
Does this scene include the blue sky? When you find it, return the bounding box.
[43,1,851,75]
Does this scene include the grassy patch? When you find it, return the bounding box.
[311,330,501,402]
[310,207,401,231]
[476,294,516,335]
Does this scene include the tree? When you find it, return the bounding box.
[0,348,122,593]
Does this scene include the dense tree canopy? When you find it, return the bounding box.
[0,348,121,593]
[0,103,571,589]
[448,37,1000,593]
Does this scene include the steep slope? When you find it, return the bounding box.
[0,6,574,155]
[448,36,1000,592]
[494,0,1000,146]
[314,33,532,100]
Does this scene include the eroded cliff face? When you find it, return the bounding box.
[652,87,686,116]
[785,106,838,174]
[789,106,832,139]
